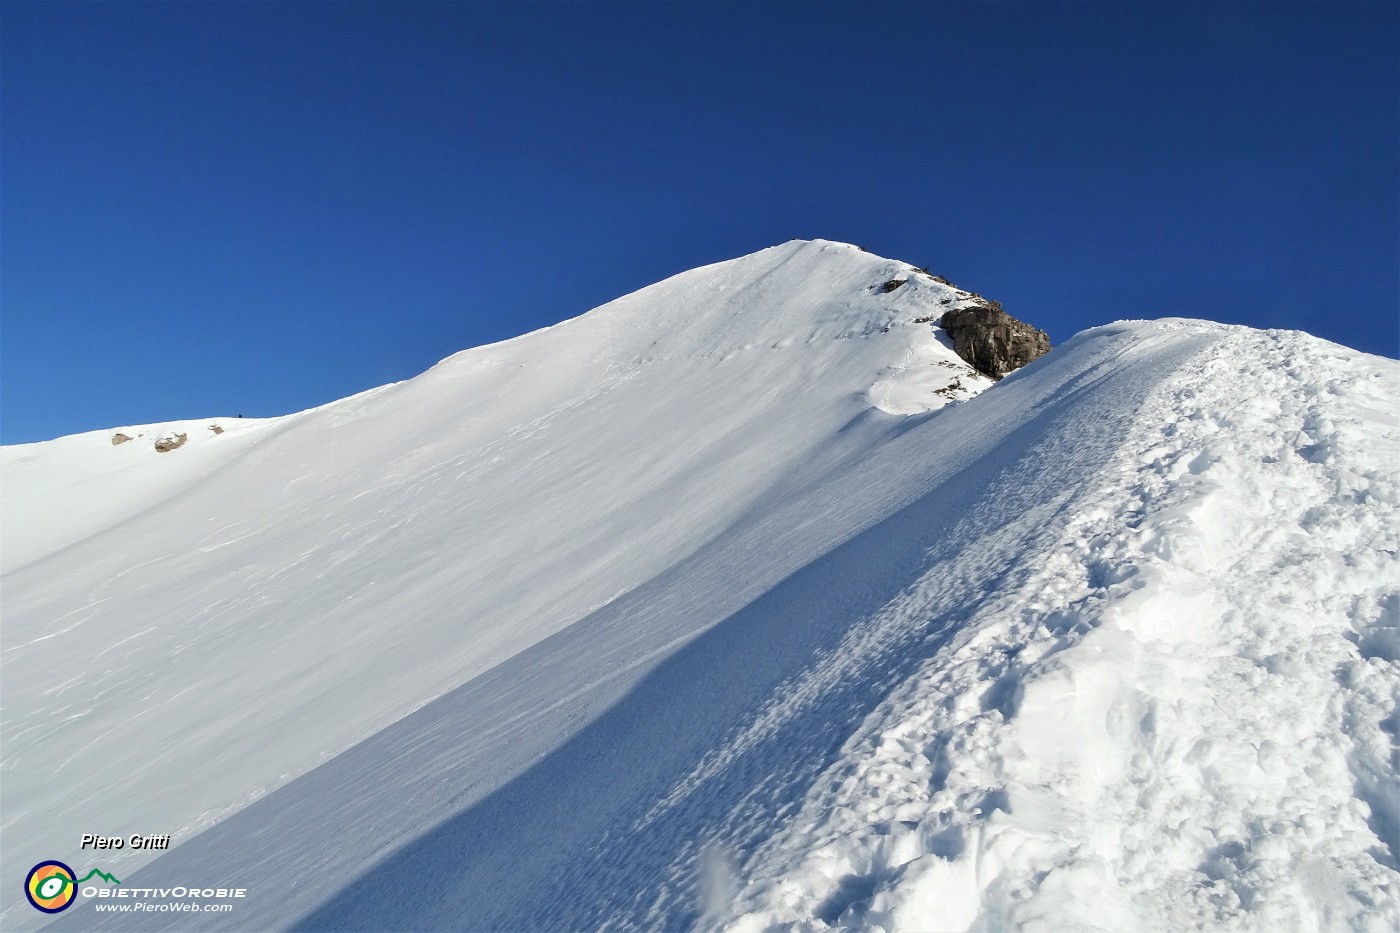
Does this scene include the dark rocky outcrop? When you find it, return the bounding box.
[879,278,907,293]
[939,303,1051,380]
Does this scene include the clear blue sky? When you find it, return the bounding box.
[3,1,1396,444]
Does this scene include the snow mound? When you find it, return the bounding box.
[867,333,987,415]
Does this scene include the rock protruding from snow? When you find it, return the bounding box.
[111,432,133,445]
[153,432,188,453]
[940,303,1051,379]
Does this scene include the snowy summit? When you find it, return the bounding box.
[2,240,1397,932]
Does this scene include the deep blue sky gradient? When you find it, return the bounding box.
[3,1,1397,443]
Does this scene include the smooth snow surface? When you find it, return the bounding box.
[3,240,1396,932]
[2,241,984,928]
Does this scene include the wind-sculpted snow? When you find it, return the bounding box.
[1,240,986,929]
[39,313,1397,933]
[6,241,1397,933]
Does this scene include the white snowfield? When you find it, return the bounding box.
[2,240,1396,932]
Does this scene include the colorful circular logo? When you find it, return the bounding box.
[25,861,77,913]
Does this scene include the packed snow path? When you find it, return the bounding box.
[722,327,1400,932]
[43,319,1400,933]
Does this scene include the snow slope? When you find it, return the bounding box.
[4,242,1397,932]
[1,240,987,928]
[722,327,1400,933]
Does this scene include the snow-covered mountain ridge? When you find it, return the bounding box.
[3,240,1397,932]
[2,240,987,577]
[3,239,985,924]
